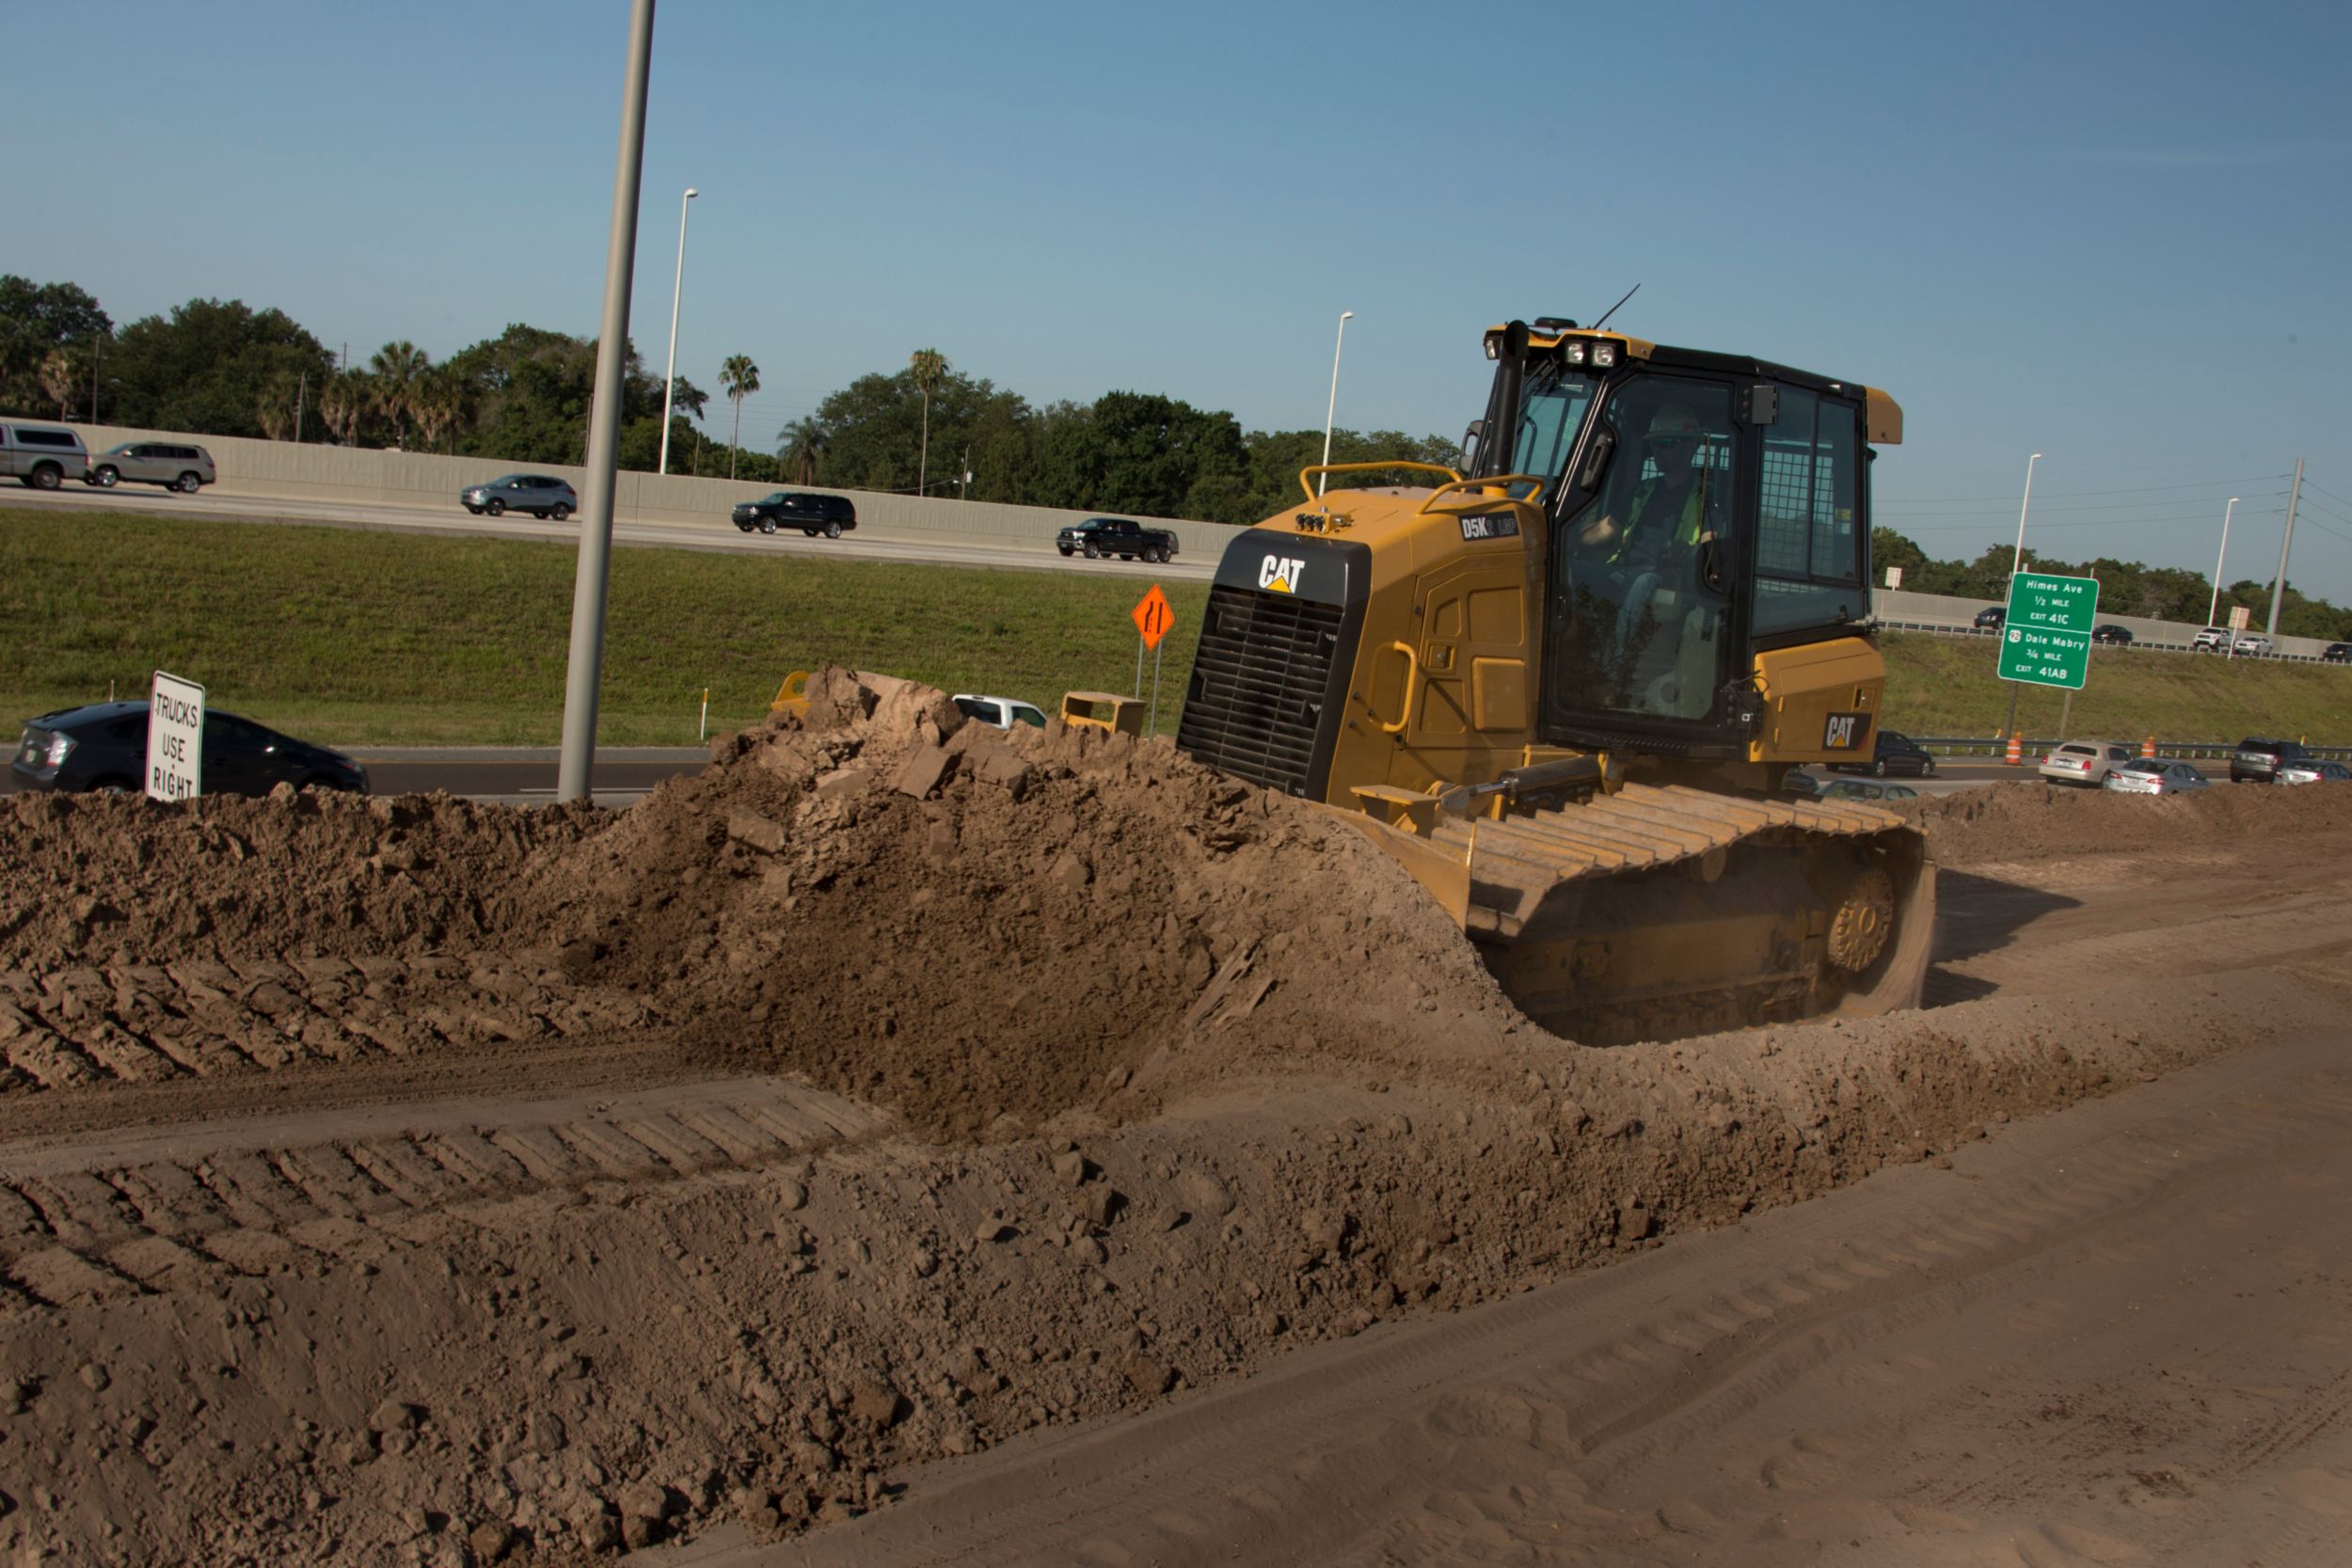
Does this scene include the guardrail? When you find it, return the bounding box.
[1877,620,2348,665]
[1915,736,2352,763]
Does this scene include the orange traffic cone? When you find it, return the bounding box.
[2141,736,2156,758]
[2006,733,2023,766]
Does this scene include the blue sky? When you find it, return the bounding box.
[10,1,2352,601]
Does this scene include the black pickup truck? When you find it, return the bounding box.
[1056,516,1178,563]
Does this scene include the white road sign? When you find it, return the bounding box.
[146,671,205,802]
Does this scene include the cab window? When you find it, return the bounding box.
[1752,388,1864,637]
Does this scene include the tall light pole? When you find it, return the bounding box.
[1318,309,1355,498]
[657,185,697,476]
[557,0,657,805]
[2009,451,2042,575]
[2205,496,2240,631]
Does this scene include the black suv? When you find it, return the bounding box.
[733,491,856,538]
[2325,642,2350,664]
[2230,736,2311,784]
[1973,606,2006,630]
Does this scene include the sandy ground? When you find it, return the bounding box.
[1,668,2347,1565]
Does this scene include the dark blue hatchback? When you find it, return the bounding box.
[9,700,369,796]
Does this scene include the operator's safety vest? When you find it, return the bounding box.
[1602,470,1713,568]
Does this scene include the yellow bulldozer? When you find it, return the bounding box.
[1172,319,1933,1045]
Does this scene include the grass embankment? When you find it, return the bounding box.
[2,507,2344,747]
[1882,630,2351,746]
[0,509,1204,745]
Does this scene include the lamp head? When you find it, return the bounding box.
[1341,310,1355,321]
[684,187,699,198]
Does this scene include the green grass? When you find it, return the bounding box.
[2,507,2343,747]
[0,509,1204,745]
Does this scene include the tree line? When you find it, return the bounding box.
[1873,531,2348,641]
[2,274,2342,631]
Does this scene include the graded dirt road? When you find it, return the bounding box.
[1,670,2347,1565]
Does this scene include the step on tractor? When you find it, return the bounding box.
[1172,318,1934,1045]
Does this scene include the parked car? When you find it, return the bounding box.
[2038,739,2137,787]
[2232,736,2312,784]
[2324,642,2351,664]
[1830,729,1937,778]
[2232,633,2272,657]
[459,474,577,519]
[2104,759,2209,796]
[2277,758,2352,785]
[1780,768,1823,798]
[10,701,369,796]
[84,440,215,493]
[732,491,856,538]
[1057,516,1179,563]
[1,423,88,491]
[2090,624,2134,645]
[952,693,1048,730]
[1972,606,2006,630]
[1819,779,1918,802]
[2191,626,2232,652]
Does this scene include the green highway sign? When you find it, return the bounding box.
[1998,571,2100,690]
[2006,571,2099,634]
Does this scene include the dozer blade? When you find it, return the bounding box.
[1384,784,1934,1046]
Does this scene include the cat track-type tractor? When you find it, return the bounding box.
[1172,318,1933,1045]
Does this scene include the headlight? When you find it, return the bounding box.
[1592,341,1618,367]
[43,733,74,767]
[1563,341,1588,365]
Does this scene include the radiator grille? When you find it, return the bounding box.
[1176,586,1345,796]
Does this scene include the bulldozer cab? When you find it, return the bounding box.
[1476,325,1892,758]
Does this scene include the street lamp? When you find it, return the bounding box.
[2009,451,2042,575]
[657,186,698,476]
[2206,495,2240,636]
[1318,309,1355,498]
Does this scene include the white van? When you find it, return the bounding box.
[0,424,89,490]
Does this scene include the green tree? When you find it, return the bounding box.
[368,341,429,448]
[439,324,663,466]
[909,347,947,496]
[719,354,760,481]
[318,371,371,446]
[0,276,110,417]
[779,416,825,485]
[105,298,333,438]
[1034,390,1248,521]
[37,350,79,420]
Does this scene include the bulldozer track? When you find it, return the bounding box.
[0,1076,888,1315]
[0,949,657,1094]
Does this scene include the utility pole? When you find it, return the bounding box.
[294,371,307,443]
[959,444,971,500]
[87,336,100,423]
[2265,459,2303,637]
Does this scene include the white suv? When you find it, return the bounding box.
[2191,626,2231,652]
[84,440,215,493]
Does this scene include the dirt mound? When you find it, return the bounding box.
[1908,775,2352,868]
[5,671,2351,1564]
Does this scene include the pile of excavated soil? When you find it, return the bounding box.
[1903,771,2352,867]
[2,671,2349,1565]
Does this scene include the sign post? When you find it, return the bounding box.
[1131,585,1176,737]
[146,671,205,802]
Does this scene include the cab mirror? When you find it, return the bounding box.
[1458,420,1485,472]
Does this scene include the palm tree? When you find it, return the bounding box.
[319,370,371,447]
[38,350,78,419]
[779,417,825,485]
[718,354,760,481]
[256,373,301,440]
[411,366,468,453]
[367,340,430,447]
[908,347,947,496]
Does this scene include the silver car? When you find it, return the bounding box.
[2103,759,2210,796]
[459,474,577,520]
[84,440,215,493]
[2038,738,2135,787]
[2277,758,2352,785]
